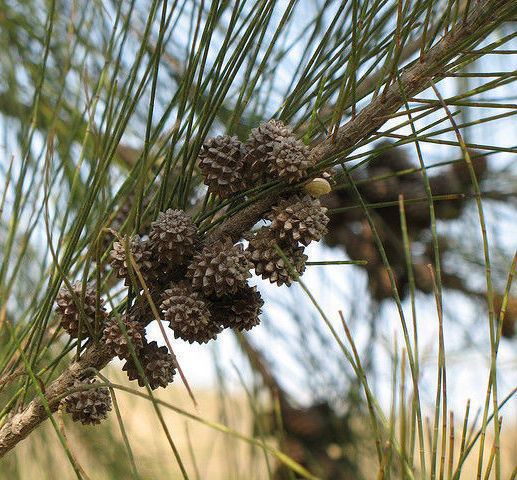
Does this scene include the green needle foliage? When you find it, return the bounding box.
[1,0,517,478]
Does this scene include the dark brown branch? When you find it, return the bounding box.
[1,0,514,458]
[204,194,281,245]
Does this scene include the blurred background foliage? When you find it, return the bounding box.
[0,0,516,478]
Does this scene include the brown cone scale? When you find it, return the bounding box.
[198,135,247,198]
[55,281,107,339]
[268,195,329,246]
[64,379,112,425]
[247,227,307,287]
[122,341,176,390]
[187,239,252,297]
[161,282,221,343]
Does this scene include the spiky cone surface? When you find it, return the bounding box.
[122,341,176,390]
[247,227,308,287]
[55,281,107,339]
[149,209,198,266]
[267,136,312,184]
[268,195,329,247]
[102,315,145,360]
[198,135,247,198]
[211,285,264,332]
[161,282,221,344]
[187,239,252,297]
[244,119,295,180]
[64,379,112,425]
[109,235,162,288]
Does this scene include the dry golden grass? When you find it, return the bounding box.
[2,365,516,479]
[1,367,271,479]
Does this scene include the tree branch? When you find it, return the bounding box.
[310,0,516,163]
[0,343,112,457]
[1,0,514,458]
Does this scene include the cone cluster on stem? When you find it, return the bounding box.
[54,119,331,425]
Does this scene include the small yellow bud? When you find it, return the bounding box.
[304,178,331,197]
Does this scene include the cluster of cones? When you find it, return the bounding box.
[323,144,489,301]
[198,119,313,197]
[55,119,330,424]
